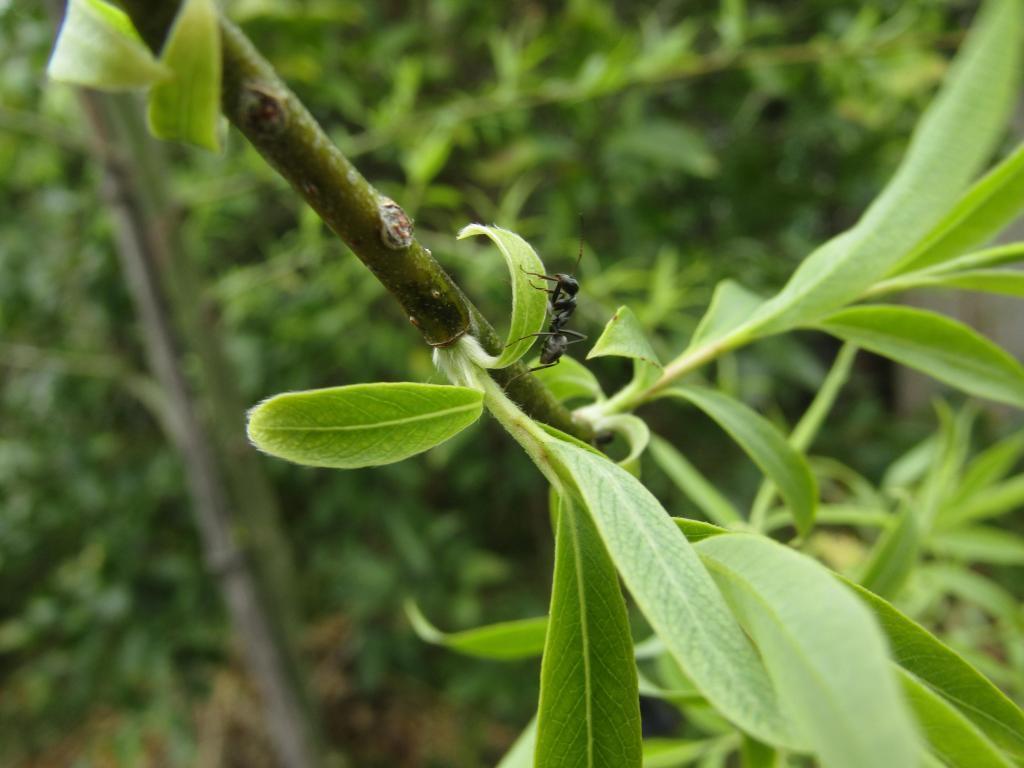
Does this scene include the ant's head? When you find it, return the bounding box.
[555,273,579,295]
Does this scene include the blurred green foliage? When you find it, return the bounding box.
[1,0,1014,765]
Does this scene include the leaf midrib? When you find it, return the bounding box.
[566,506,596,768]
[257,401,479,432]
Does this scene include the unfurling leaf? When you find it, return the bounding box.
[147,0,222,150]
[247,382,483,468]
[48,0,171,89]
[457,224,549,369]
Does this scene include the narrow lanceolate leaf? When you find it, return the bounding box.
[893,142,1024,275]
[920,243,1024,276]
[859,504,920,599]
[877,269,1024,298]
[404,601,546,660]
[147,0,222,150]
[587,305,662,367]
[750,343,858,526]
[664,387,816,536]
[641,739,711,767]
[544,440,799,749]
[247,382,483,468]
[457,224,550,369]
[741,0,1022,335]
[899,668,1014,768]
[688,279,765,350]
[48,0,171,89]
[498,718,538,768]
[844,579,1024,760]
[928,526,1024,566]
[817,306,1024,408]
[940,474,1024,529]
[650,436,742,526]
[942,431,1024,518]
[532,354,604,404]
[535,495,642,768]
[696,534,921,768]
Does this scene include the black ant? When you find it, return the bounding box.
[507,231,587,382]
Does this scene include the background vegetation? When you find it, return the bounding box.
[2,0,1020,765]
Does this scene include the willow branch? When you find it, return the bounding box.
[117,1,590,441]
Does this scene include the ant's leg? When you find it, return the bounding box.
[505,331,559,347]
[520,268,561,286]
[504,360,559,388]
[528,361,560,374]
[562,330,588,344]
[528,280,556,294]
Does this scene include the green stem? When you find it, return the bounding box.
[116,0,588,441]
[748,343,858,531]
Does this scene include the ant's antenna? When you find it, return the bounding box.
[575,212,584,271]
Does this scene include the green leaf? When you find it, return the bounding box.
[893,142,1024,275]
[876,269,1024,298]
[750,344,857,528]
[404,601,546,660]
[544,440,799,749]
[870,242,1024,298]
[146,0,222,150]
[688,279,765,350]
[650,436,742,526]
[246,382,483,469]
[641,739,711,767]
[741,0,1022,335]
[498,717,538,768]
[816,305,1024,408]
[739,736,778,768]
[637,670,701,705]
[844,579,1024,760]
[940,474,1024,529]
[899,668,1014,768]
[672,518,730,543]
[937,242,1024,271]
[402,123,454,186]
[532,354,604,404]
[47,0,171,89]
[605,120,719,178]
[535,495,642,767]
[457,224,550,369]
[696,534,921,768]
[918,563,1021,622]
[858,502,920,599]
[936,431,1024,527]
[597,414,650,472]
[883,435,938,491]
[788,343,858,453]
[587,305,662,367]
[765,504,891,533]
[663,387,817,536]
[928,526,1024,565]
